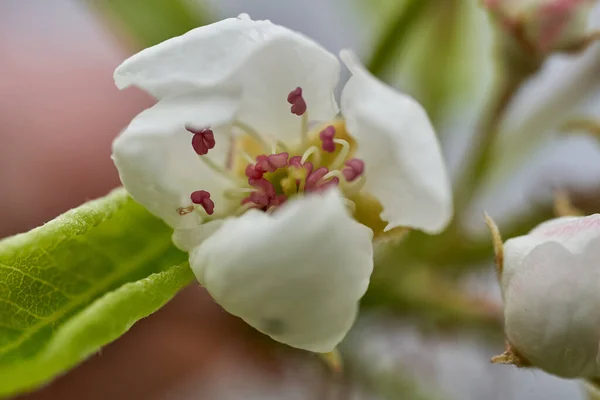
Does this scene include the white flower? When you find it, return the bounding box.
[502,214,600,378]
[483,0,595,53]
[112,14,452,353]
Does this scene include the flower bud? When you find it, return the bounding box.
[483,0,595,54]
[501,214,600,378]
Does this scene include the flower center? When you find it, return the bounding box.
[180,87,366,220]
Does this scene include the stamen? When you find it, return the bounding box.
[321,170,346,184]
[319,125,336,153]
[245,164,263,179]
[276,140,290,153]
[255,155,270,173]
[233,121,270,152]
[329,139,351,170]
[270,195,287,207]
[187,126,216,156]
[177,205,194,216]
[199,155,246,185]
[249,192,271,207]
[301,112,309,147]
[346,176,367,196]
[224,187,256,199]
[305,167,329,190]
[268,152,289,169]
[225,136,235,170]
[255,152,289,173]
[190,190,215,215]
[241,187,287,210]
[289,156,314,175]
[249,178,277,198]
[288,87,309,146]
[300,146,321,166]
[288,155,302,168]
[304,167,341,192]
[341,198,357,213]
[316,177,339,192]
[238,149,255,165]
[287,87,307,116]
[342,158,365,182]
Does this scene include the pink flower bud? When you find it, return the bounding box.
[483,0,594,53]
[502,214,600,378]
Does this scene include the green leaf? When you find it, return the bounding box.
[0,188,191,396]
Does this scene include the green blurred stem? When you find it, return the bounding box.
[452,72,531,224]
[412,57,539,270]
[367,0,433,76]
[586,379,600,400]
[562,118,600,139]
[364,267,504,333]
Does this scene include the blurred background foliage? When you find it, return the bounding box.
[91,0,211,48]
[5,0,600,398]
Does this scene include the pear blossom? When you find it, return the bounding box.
[111,14,452,353]
[483,0,596,54]
[501,214,600,378]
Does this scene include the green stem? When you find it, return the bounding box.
[452,73,529,223]
[586,379,600,400]
[364,267,504,333]
[405,58,540,270]
[367,0,433,76]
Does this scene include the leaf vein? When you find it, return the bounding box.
[0,298,44,320]
[0,237,173,354]
[37,248,95,285]
[0,263,72,298]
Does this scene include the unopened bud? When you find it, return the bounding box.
[483,0,595,55]
[500,214,600,378]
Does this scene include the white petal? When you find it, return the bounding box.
[503,237,600,378]
[189,189,374,353]
[115,15,340,144]
[112,90,240,228]
[503,214,600,290]
[172,220,224,252]
[339,50,452,234]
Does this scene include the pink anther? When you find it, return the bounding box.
[187,126,215,156]
[254,155,270,174]
[268,152,289,169]
[305,167,340,192]
[249,178,277,198]
[255,152,289,173]
[342,158,365,182]
[319,125,336,153]
[287,87,307,116]
[249,192,271,207]
[288,156,313,175]
[315,177,339,192]
[245,164,263,179]
[538,0,582,51]
[288,155,302,168]
[305,167,329,190]
[270,195,287,207]
[190,190,215,215]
